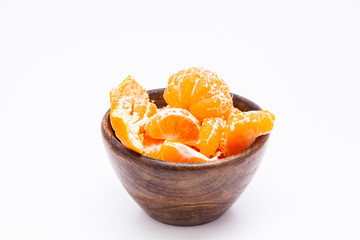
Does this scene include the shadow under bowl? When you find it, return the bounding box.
[101,88,270,226]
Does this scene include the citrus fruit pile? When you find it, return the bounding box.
[109,67,275,163]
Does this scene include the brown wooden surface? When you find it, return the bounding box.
[101,89,270,226]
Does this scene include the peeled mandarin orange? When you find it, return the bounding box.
[164,67,233,120]
[144,108,200,145]
[109,76,157,154]
[160,140,209,163]
[198,117,226,157]
[220,110,275,156]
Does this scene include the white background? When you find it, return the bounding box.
[1,0,360,239]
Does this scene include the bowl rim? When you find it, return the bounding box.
[101,89,270,171]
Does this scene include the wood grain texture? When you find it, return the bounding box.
[101,88,270,226]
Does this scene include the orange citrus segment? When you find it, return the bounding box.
[110,76,148,111]
[190,95,233,120]
[164,67,233,120]
[229,107,242,118]
[143,135,164,159]
[220,110,275,156]
[110,109,144,153]
[198,117,226,157]
[144,108,200,145]
[133,99,157,132]
[160,141,209,163]
[109,76,157,154]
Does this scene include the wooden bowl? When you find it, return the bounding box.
[101,88,270,226]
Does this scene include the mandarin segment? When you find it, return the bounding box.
[229,107,242,118]
[109,76,157,154]
[160,141,209,163]
[144,108,200,145]
[190,95,233,120]
[163,70,186,108]
[133,99,158,132]
[143,135,164,159]
[110,75,148,111]
[164,67,233,120]
[110,109,144,153]
[199,117,226,157]
[220,110,275,156]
